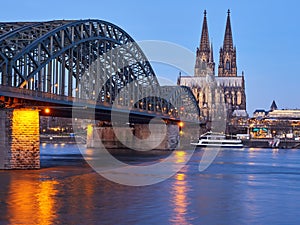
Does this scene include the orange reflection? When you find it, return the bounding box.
[175,151,187,163]
[8,178,58,225]
[171,173,189,225]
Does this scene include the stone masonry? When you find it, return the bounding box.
[86,124,179,150]
[0,108,40,169]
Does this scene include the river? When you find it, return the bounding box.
[0,144,300,224]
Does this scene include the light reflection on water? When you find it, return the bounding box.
[7,177,58,225]
[170,173,189,225]
[0,144,300,224]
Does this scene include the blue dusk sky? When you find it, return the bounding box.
[1,0,299,114]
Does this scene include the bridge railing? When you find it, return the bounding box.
[0,85,175,119]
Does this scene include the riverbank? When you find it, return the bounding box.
[40,135,86,144]
[40,135,300,149]
[243,138,300,149]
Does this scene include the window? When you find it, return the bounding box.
[226,60,230,70]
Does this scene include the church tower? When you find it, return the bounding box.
[179,9,247,131]
[195,10,215,77]
[218,10,237,77]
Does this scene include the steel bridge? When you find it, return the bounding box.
[0,20,200,123]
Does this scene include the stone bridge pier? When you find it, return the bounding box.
[86,123,180,150]
[0,108,40,169]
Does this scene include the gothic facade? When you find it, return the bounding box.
[179,10,247,126]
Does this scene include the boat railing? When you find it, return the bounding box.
[200,131,240,140]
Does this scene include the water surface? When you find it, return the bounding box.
[0,145,300,224]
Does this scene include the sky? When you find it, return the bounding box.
[1,0,300,114]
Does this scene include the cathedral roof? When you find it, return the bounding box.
[232,110,248,118]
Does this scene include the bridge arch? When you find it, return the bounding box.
[0,20,158,100]
[0,19,200,121]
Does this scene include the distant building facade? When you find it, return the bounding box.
[178,10,247,128]
[253,100,300,120]
[249,101,300,139]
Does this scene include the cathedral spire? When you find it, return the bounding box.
[218,9,237,77]
[195,10,215,76]
[199,10,210,52]
[223,9,233,51]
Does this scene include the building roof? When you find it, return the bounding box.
[254,109,266,113]
[268,109,300,119]
[232,109,248,117]
[179,76,244,88]
[270,100,278,111]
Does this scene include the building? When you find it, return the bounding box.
[178,10,247,130]
[249,101,300,139]
[253,109,267,118]
[252,100,300,119]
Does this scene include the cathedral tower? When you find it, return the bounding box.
[194,10,215,76]
[180,9,247,130]
[218,10,237,77]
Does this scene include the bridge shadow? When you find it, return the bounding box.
[40,143,173,168]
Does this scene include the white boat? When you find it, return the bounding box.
[191,131,243,148]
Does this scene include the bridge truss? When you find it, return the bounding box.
[0,20,200,122]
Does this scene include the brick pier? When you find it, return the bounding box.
[0,108,40,169]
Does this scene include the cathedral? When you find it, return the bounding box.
[178,10,247,129]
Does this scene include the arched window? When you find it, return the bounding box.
[226,60,230,70]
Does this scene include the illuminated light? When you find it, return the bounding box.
[87,124,93,141]
[178,122,184,127]
[54,83,58,87]
[44,108,50,114]
[12,109,39,153]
